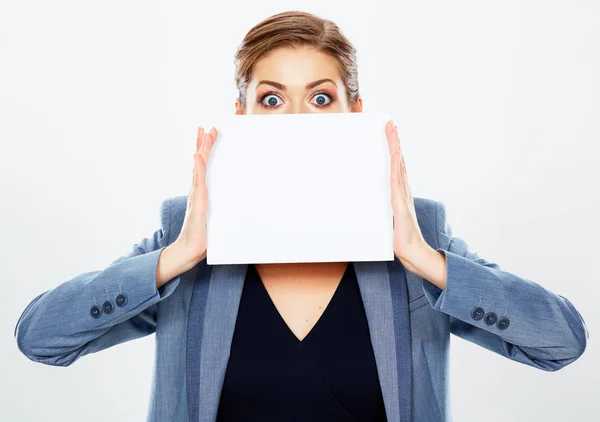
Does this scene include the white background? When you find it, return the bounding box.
[1,0,598,420]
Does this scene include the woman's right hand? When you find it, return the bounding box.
[175,126,219,262]
[155,127,218,288]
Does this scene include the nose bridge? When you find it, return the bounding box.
[290,101,311,114]
[286,90,311,114]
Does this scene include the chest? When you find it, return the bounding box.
[253,262,349,341]
[216,261,388,421]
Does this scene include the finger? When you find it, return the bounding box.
[396,143,413,202]
[200,127,218,163]
[192,153,199,186]
[390,152,406,208]
[385,120,399,156]
[196,127,205,152]
[390,151,404,190]
[193,128,204,178]
[400,149,408,180]
[386,121,408,188]
[195,152,207,187]
[198,132,207,155]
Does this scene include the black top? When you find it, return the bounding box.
[216,262,387,422]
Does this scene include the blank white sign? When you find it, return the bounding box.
[201,112,394,265]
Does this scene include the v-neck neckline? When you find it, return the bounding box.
[253,263,349,344]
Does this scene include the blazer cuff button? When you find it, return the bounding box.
[90,305,102,319]
[471,307,484,321]
[116,293,128,307]
[484,312,498,326]
[497,317,510,330]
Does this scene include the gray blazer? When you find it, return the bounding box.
[14,195,589,422]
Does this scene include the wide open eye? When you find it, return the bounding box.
[311,93,332,107]
[261,94,282,108]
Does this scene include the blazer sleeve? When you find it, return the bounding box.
[421,200,589,371]
[14,197,183,367]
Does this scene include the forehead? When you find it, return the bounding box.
[249,45,342,89]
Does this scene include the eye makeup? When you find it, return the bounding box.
[311,91,336,107]
[256,90,337,110]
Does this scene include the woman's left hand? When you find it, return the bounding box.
[385,120,425,259]
[385,120,447,288]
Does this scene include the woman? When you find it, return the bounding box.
[15,10,588,422]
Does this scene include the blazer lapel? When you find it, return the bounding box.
[354,259,412,422]
[187,262,248,422]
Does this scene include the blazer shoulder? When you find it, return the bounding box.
[413,196,438,215]
[160,195,187,243]
[413,196,442,249]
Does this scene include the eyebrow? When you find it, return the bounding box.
[256,78,336,91]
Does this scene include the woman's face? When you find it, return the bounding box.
[235,45,362,115]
